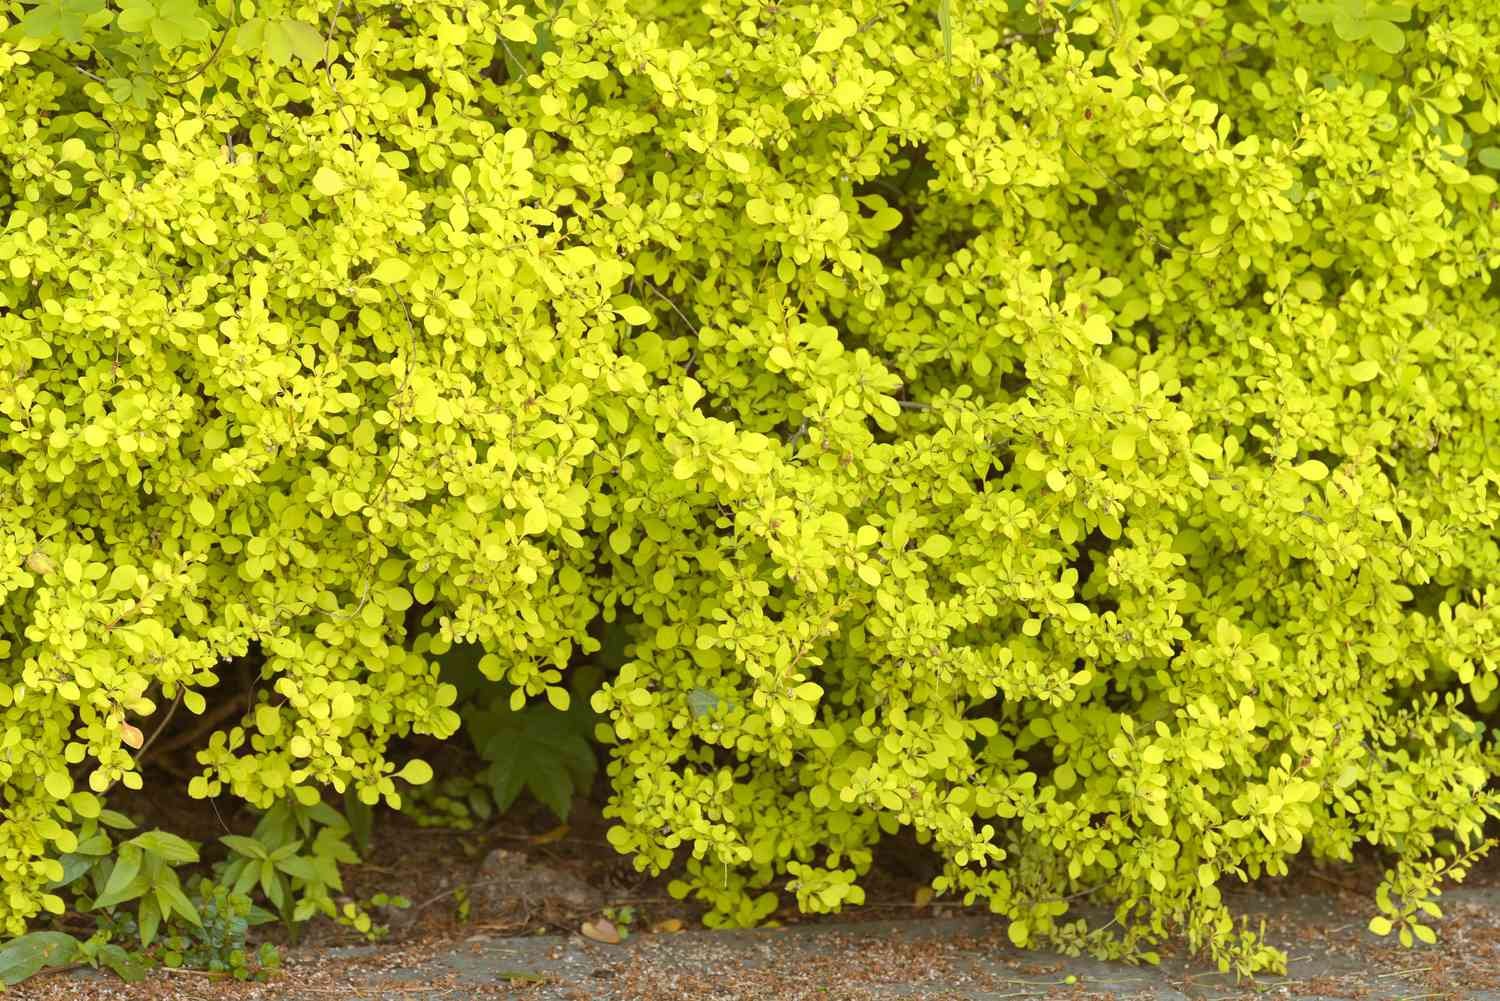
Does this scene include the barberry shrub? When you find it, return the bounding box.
[1,0,1497,973]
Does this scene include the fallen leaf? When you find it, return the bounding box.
[650,918,684,933]
[120,723,144,750]
[580,918,621,944]
[529,824,570,845]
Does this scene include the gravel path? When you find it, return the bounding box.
[14,884,1499,1001]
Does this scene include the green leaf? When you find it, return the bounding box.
[98,810,136,831]
[344,789,374,856]
[127,830,199,865]
[470,697,596,821]
[0,933,79,987]
[137,894,161,947]
[15,0,106,42]
[221,834,268,860]
[274,856,321,881]
[262,18,324,65]
[1478,147,1500,170]
[1294,2,1340,26]
[154,870,201,926]
[116,0,210,48]
[96,943,147,982]
[1368,915,1393,935]
[1366,19,1404,53]
[48,853,96,889]
[937,0,952,61]
[94,845,146,909]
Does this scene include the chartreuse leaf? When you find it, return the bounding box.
[14,0,106,43]
[2,0,1499,979]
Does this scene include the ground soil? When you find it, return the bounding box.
[9,787,1499,1001]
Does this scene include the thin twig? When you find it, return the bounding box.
[135,690,185,762]
[155,13,235,87]
[1373,966,1433,979]
[642,280,700,334]
[410,886,458,913]
[142,696,244,761]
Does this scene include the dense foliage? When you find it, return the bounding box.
[1,0,1498,975]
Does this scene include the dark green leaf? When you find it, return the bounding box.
[97,944,148,982]
[344,789,374,856]
[138,895,161,947]
[0,932,79,987]
[468,694,597,821]
[48,853,96,890]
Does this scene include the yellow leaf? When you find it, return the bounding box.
[256,705,282,736]
[1144,14,1178,40]
[372,259,412,284]
[312,166,346,196]
[45,771,72,799]
[398,759,434,785]
[190,496,215,526]
[523,505,549,535]
[1295,459,1329,481]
